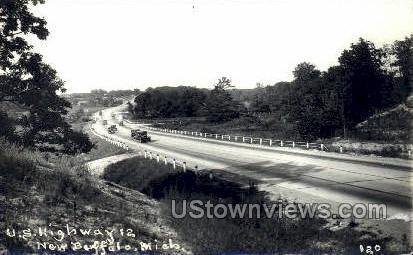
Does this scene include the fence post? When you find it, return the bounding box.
[259,138,263,145]
[164,156,168,165]
[221,135,224,140]
[340,146,343,153]
[173,159,176,169]
[183,162,187,172]
[321,144,324,151]
[306,142,309,149]
[250,138,253,144]
[216,134,219,139]
[242,137,245,142]
[156,154,160,163]
[144,150,147,159]
[205,133,207,138]
[280,141,283,147]
[235,136,238,141]
[269,139,272,146]
[292,141,295,148]
[408,150,411,158]
[228,136,231,141]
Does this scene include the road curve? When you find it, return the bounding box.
[93,105,413,220]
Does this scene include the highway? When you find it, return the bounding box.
[92,105,412,220]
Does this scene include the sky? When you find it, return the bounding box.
[30,0,413,93]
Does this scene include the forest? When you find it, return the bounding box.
[130,36,412,141]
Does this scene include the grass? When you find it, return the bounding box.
[150,116,411,159]
[103,156,410,254]
[0,139,183,254]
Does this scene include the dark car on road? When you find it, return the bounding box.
[108,125,118,134]
[131,129,151,143]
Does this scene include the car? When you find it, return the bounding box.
[108,125,118,134]
[130,129,151,143]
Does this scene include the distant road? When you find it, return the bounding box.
[92,105,412,220]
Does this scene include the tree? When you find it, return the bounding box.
[205,77,240,122]
[338,38,391,128]
[131,86,207,118]
[250,82,270,114]
[391,34,413,99]
[0,0,93,154]
[287,63,326,139]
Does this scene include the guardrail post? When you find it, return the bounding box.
[321,144,324,151]
[221,135,224,140]
[306,142,309,149]
[408,150,411,158]
[280,141,283,147]
[164,156,168,165]
[250,138,253,144]
[173,159,176,169]
[235,136,238,141]
[339,146,343,153]
[269,139,272,146]
[144,150,147,159]
[242,137,245,142]
[149,152,153,159]
[292,141,295,148]
[228,135,231,141]
[259,138,263,145]
[205,133,207,138]
[182,162,187,172]
[216,134,219,139]
[156,154,160,163]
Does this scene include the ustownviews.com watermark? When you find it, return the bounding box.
[171,200,387,220]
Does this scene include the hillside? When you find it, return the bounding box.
[0,136,189,254]
[356,96,413,142]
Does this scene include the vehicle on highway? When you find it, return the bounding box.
[102,119,108,125]
[108,125,118,134]
[131,129,151,143]
[119,121,124,126]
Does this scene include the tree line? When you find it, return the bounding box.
[249,37,412,140]
[131,36,412,141]
[130,78,241,122]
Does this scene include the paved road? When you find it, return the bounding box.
[93,105,412,220]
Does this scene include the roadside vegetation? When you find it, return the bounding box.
[103,156,412,254]
[129,36,412,154]
[0,137,186,253]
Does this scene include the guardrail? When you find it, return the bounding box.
[143,126,334,153]
[90,127,130,151]
[90,126,207,176]
[134,126,413,158]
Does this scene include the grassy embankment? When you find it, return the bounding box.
[0,134,187,254]
[103,156,411,254]
[146,106,412,159]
